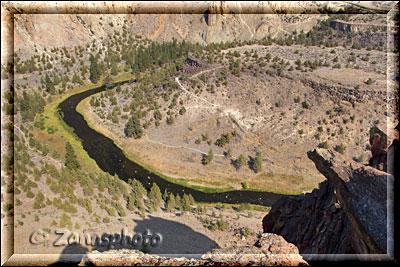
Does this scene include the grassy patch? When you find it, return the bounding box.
[121,150,236,194]
[37,73,133,172]
[197,202,271,212]
[247,172,307,195]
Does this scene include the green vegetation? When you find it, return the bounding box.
[215,132,231,147]
[318,141,329,149]
[334,143,346,154]
[202,149,214,165]
[251,152,263,173]
[65,141,81,170]
[125,114,143,138]
[148,183,162,211]
[234,154,247,170]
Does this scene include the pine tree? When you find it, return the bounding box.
[148,183,162,211]
[166,193,176,212]
[103,74,113,89]
[129,178,147,198]
[188,194,195,205]
[33,191,45,209]
[44,73,55,94]
[162,189,168,202]
[127,194,136,211]
[89,55,101,84]
[182,193,192,211]
[125,114,143,138]
[65,142,80,170]
[175,194,182,211]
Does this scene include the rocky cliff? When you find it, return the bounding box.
[2,1,344,61]
[262,128,396,260]
[81,234,308,266]
[330,20,387,33]
[11,12,324,61]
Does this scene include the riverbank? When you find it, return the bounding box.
[33,72,134,174]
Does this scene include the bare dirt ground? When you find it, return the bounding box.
[12,201,265,261]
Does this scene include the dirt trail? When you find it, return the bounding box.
[145,136,225,157]
[176,67,249,132]
[145,66,248,155]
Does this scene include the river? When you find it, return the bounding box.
[58,80,290,206]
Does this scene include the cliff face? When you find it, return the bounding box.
[12,12,324,60]
[263,142,395,258]
[7,0,333,61]
[330,20,387,33]
[262,179,354,255]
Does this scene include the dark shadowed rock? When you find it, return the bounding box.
[262,180,354,255]
[263,147,394,258]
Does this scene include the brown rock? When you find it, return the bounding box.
[202,233,308,266]
[369,125,397,172]
[83,234,308,266]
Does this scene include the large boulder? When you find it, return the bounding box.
[83,234,308,266]
[202,233,308,266]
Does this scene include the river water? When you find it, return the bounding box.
[58,81,289,206]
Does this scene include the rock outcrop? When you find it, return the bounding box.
[263,147,394,259]
[330,20,387,33]
[296,78,396,106]
[82,234,308,266]
[369,124,398,173]
[262,179,354,255]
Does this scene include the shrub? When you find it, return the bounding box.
[301,101,310,109]
[334,143,346,154]
[318,141,329,149]
[241,181,248,189]
[202,149,214,165]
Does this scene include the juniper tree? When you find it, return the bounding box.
[252,152,263,173]
[202,149,214,165]
[235,154,247,170]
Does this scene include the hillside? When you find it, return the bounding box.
[1,1,399,265]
